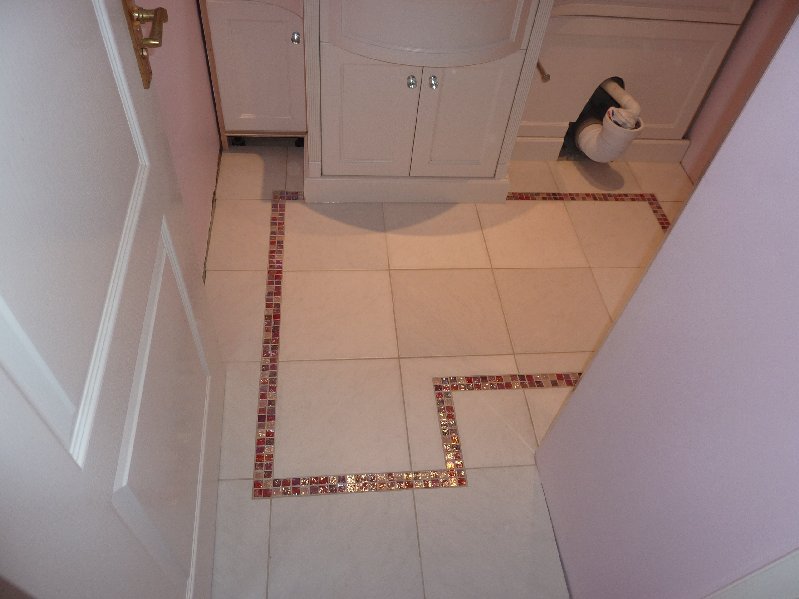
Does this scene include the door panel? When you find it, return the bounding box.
[321,44,419,176]
[0,1,141,451]
[112,222,211,582]
[411,52,524,178]
[0,2,223,597]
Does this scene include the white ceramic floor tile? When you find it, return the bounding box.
[415,466,569,599]
[515,352,593,375]
[211,480,270,599]
[661,201,686,225]
[478,201,588,268]
[384,203,491,269]
[283,203,388,271]
[508,160,559,192]
[495,268,611,353]
[524,387,572,445]
[272,359,410,477]
[592,267,643,321]
[628,161,694,203]
[400,355,517,471]
[566,201,664,267]
[550,160,642,193]
[286,145,304,191]
[280,270,397,360]
[205,271,267,362]
[215,147,287,200]
[454,388,537,467]
[206,200,272,271]
[219,362,260,479]
[268,491,424,599]
[391,269,512,357]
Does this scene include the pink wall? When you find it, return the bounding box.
[150,0,219,268]
[537,17,799,599]
[682,0,799,183]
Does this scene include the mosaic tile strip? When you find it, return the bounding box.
[507,191,671,231]
[250,191,594,499]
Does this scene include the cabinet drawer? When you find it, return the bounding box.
[552,0,753,25]
[520,16,737,140]
[321,0,538,67]
[207,0,306,133]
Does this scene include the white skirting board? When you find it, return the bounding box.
[512,137,690,162]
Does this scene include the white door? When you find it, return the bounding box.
[0,3,224,598]
[207,0,307,133]
[410,51,525,178]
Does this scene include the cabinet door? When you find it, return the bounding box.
[410,51,525,178]
[321,44,420,176]
[207,1,306,133]
[518,16,737,140]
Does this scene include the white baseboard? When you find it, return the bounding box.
[511,137,691,162]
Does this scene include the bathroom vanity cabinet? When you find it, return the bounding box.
[203,0,306,139]
[321,45,525,178]
[304,0,553,202]
[513,0,754,161]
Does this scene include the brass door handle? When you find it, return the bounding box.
[132,6,168,48]
[122,1,168,89]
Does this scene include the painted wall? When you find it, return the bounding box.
[150,0,219,268]
[537,16,799,599]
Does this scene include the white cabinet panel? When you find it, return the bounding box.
[411,52,525,178]
[323,0,537,67]
[520,16,737,140]
[321,44,420,176]
[208,0,306,133]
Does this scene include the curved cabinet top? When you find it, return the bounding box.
[321,0,539,67]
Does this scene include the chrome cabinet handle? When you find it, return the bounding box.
[407,75,417,89]
[291,31,301,44]
[429,75,438,90]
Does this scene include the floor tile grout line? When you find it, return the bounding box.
[382,202,430,599]
[265,496,273,599]
[474,203,539,443]
[208,265,657,274]
[561,198,615,326]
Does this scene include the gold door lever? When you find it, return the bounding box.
[132,6,168,48]
[122,1,169,89]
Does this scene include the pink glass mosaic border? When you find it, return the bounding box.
[252,189,663,499]
[506,191,671,231]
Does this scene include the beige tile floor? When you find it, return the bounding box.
[206,143,694,599]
